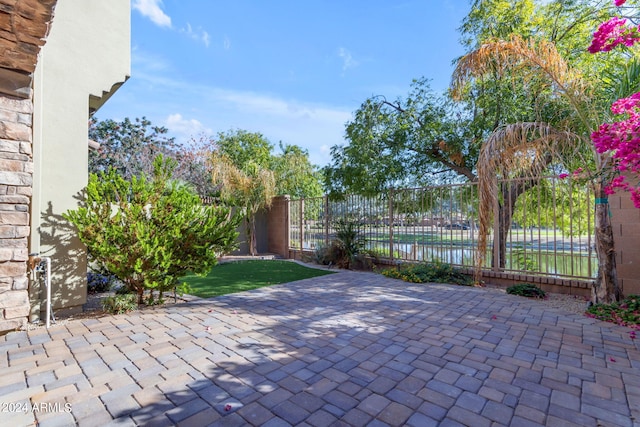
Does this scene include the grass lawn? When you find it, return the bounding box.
[181,260,335,298]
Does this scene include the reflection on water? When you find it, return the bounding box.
[387,243,595,279]
[298,233,596,279]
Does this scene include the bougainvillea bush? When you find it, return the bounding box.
[589,0,640,207]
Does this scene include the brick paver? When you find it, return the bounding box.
[1,269,639,426]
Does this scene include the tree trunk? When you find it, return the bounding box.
[247,215,257,256]
[592,190,621,304]
[494,180,528,269]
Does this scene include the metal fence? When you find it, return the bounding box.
[289,177,596,280]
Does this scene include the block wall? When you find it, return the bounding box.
[609,192,640,296]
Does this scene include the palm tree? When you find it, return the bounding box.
[452,35,620,303]
[212,153,276,256]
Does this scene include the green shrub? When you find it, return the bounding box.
[382,260,472,286]
[586,295,640,328]
[512,248,537,271]
[64,155,241,305]
[332,218,366,269]
[506,283,546,298]
[315,219,370,269]
[101,293,138,314]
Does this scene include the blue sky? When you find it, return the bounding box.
[96,1,471,167]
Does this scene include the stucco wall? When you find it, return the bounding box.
[30,0,130,319]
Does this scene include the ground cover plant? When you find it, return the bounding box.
[506,283,546,298]
[181,260,334,298]
[101,293,138,315]
[586,295,640,331]
[382,260,472,286]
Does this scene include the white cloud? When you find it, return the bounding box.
[181,23,210,47]
[223,35,231,50]
[338,47,359,72]
[132,0,171,28]
[165,113,212,141]
[101,66,352,166]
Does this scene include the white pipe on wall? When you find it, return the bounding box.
[41,256,52,328]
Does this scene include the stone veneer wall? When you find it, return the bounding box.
[0,0,57,332]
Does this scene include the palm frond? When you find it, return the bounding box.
[451,35,598,129]
[475,122,582,281]
[603,56,640,104]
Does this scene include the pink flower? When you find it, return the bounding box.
[615,0,626,6]
[591,92,640,208]
[224,404,232,411]
[611,92,640,114]
[558,173,570,179]
[588,17,640,53]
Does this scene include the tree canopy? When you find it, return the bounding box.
[89,119,323,200]
[89,116,177,181]
[215,129,323,199]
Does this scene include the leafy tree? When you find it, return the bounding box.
[460,0,538,49]
[65,155,240,304]
[323,78,477,196]
[216,129,274,171]
[216,129,323,198]
[272,142,323,199]
[89,117,177,180]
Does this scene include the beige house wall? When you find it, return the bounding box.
[29,0,130,320]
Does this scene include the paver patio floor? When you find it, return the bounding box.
[1,271,639,427]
